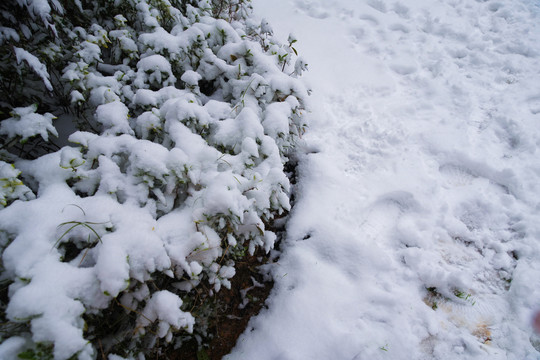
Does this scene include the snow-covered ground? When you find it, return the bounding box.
[228,1,540,359]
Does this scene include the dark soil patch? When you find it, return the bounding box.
[165,249,274,360]
[165,156,299,360]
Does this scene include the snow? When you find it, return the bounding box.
[95,101,133,135]
[180,70,202,87]
[0,104,57,142]
[0,27,20,44]
[1,1,539,358]
[138,290,195,341]
[0,337,27,359]
[0,161,35,208]
[134,54,177,88]
[228,0,540,359]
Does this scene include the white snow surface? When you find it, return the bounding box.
[228,0,540,359]
[13,47,53,91]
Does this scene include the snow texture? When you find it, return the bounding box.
[0,104,57,142]
[14,47,53,91]
[228,0,540,359]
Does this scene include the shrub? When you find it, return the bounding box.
[0,0,309,358]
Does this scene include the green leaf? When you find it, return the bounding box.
[18,350,35,359]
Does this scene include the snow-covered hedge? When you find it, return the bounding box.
[0,0,309,358]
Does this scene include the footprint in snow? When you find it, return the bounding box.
[487,2,503,13]
[436,293,508,346]
[348,27,366,43]
[293,0,331,19]
[527,96,540,115]
[388,23,410,34]
[366,0,387,13]
[439,163,477,188]
[389,62,417,75]
[392,2,410,19]
[359,191,420,244]
[358,13,379,26]
[446,46,468,59]
[438,157,516,197]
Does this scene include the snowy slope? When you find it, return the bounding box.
[227,0,540,359]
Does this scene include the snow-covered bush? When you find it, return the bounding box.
[0,0,309,358]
